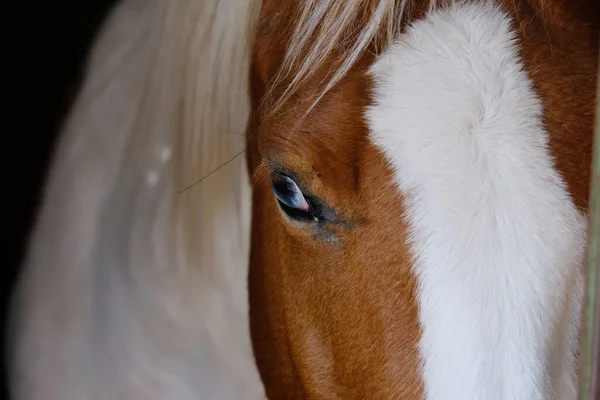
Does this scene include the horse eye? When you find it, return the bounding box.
[271,174,310,213]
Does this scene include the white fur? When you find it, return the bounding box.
[367,2,586,399]
[8,0,264,399]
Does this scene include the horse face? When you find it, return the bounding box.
[246,0,597,398]
[246,3,423,398]
[247,75,423,398]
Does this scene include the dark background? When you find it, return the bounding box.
[3,0,120,396]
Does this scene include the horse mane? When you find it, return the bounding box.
[8,0,264,398]
[266,0,437,116]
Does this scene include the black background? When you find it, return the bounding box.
[3,1,120,396]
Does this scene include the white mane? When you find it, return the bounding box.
[267,0,437,115]
[8,0,263,398]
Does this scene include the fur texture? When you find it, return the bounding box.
[367,2,587,399]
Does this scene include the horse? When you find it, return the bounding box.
[7,0,599,398]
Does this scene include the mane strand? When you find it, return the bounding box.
[266,0,437,117]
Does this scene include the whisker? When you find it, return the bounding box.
[178,149,247,193]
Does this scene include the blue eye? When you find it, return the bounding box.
[271,175,309,211]
[270,172,336,224]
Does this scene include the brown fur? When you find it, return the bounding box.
[246,0,599,398]
[513,0,599,211]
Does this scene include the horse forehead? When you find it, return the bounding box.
[258,72,372,160]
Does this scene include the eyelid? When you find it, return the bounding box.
[259,161,334,212]
[270,168,312,195]
[252,161,302,187]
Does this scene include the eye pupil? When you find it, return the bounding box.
[271,175,308,211]
[269,172,333,224]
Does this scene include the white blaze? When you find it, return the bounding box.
[367,3,586,399]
